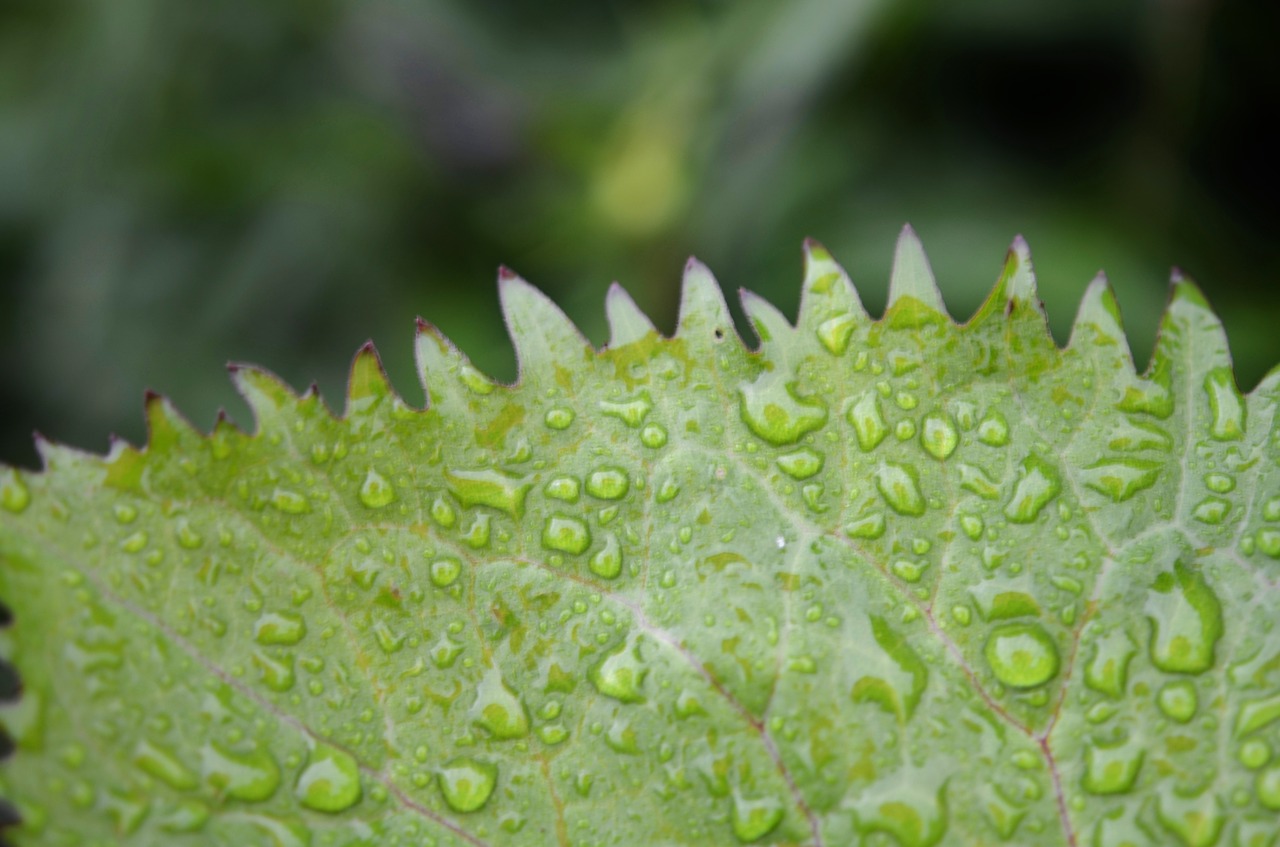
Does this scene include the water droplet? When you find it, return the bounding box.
[544,407,574,430]
[121,531,149,554]
[1082,738,1144,795]
[892,560,927,583]
[777,447,824,480]
[444,468,531,518]
[731,794,784,842]
[952,605,972,626]
[977,410,1010,446]
[1191,497,1230,525]
[850,615,929,720]
[1240,739,1271,769]
[114,503,138,524]
[1234,693,1280,738]
[875,463,926,517]
[599,393,652,428]
[1083,630,1135,698]
[849,392,889,452]
[133,739,198,790]
[1146,562,1223,675]
[589,640,646,702]
[0,469,30,513]
[920,412,959,460]
[201,743,281,801]
[845,512,886,539]
[589,533,623,579]
[585,467,629,500]
[817,313,857,355]
[959,514,984,540]
[1264,497,1280,522]
[254,612,306,646]
[1107,418,1174,452]
[1202,473,1234,494]
[296,743,361,812]
[544,476,580,502]
[157,799,210,834]
[1004,455,1060,523]
[853,773,947,847]
[1256,528,1280,559]
[968,585,1039,621]
[358,469,395,509]
[438,757,497,813]
[641,424,668,448]
[1156,788,1225,847]
[1257,767,1280,811]
[985,623,1059,688]
[542,514,591,555]
[252,650,295,691]
[458,364,495,395]
[739,373,828,446]
[1157,680,1198,723]
[430,556,462,588]
[1081,458,1162,502]
[1204,367,1245,441]
[271,488,310,515]
[957,464,1000,500]
[431,496,457,527]
[176,519,203,549]
[471,668,529,739]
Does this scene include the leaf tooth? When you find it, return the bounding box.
[739,288,793,352]
[346,341,403,416]
[796,237,867,330]
[677,257,738,347]
[886,223,949,321]
[498,266,593,381]
[1069,272,1135,367]
[1153,270,1234,374]
[605,282,658,349]
[143,391,202,452]
[229,363,299,432]
[414,318,497,411]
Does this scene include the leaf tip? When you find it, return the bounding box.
[605,282,657,348]
[677,256,736,343]
[886,223,948,322]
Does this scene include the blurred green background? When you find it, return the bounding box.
[1,0,1277,467]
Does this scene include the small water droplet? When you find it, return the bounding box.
[777,447,824,480]
[1202,473,1234,494]
[585,467,629,500]
[114,503,138,524]
[875,462,926,517]
[959,514,984,541]
[817,313,857,355]
[1204,367,1245,441]
[739,373,828,446]
[1083,629,1135,698]
[1146,562,1222,675]
[844,512,886,539]
[589,640,647,702]
[542,514,591,555]
[1263,497,1280,522]
[1082,738,1144,795]
[121,530,149,554]
[252,650,295,691]
[952,605,972,626]
[271,488,310,515]
[1157,680,1198,723]
[430,556,462,588]
[1004,455,1060,523]
[0,469,30,513]
[544,407,575,430]
[731,794,784,842]
[358,469,395,509]
[544,476,580,502]
[892,560,927,583]
[1239,739,1271,770]
[848,391,889,452]
[254,611,306,646]
[458,364,495,395]
[1256,528,1280,559]
[920,412,959,460]
[1192,497,1230,525]
[1234,692,1280,737]
[985,623,1059,688]
[296,743,362,812]
[133,739,198,790]
[977,410,1010,446]
[471,668,529,739]
[438,757,497,813]
[589,533,623,579]
[640,424,668,448]
[1257,767,1280,811]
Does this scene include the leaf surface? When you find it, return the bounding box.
[2,230,1280,846]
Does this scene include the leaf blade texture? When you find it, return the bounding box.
[2,230,1280,846]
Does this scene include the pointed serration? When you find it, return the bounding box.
[677,257,737,350]
[143,391,200,453]
[229,363,298,430]
[499,267,592,381]
[740,288,794,352]
[886,224,948,322]
[605,282,658,348]
[797,237,866,324]
[414,317,497,412]
[346,341,397,415]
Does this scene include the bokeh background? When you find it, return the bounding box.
[1,0,1277,468]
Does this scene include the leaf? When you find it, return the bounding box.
[2,229,1279,846]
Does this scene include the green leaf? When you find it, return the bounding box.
[2,229,1279,846]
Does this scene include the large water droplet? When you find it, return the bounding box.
[1234,693,1280,738]
[984,623,1059,688]
[817,313,857,355]
[849,392,889,452]
[1203,367,1245,441]
[599,393,652,428]
[252,650,295,692]
[542,514,591,555]
[438,757,497,813]
[589,533,623,579]
[1082,738,1144,795]
[585,467,629,500]
[296,744,362,813]
[739,373,828,446]
[1257,767,1280,810]
[777,447,824,480]
[201,743,281,802]
[133,739,198,790]
[444,468,531,518]
[850,615,929,720]
[471,669,529,739]
[1083,629,1135,698]
[589,640,647,702]
[977,410,1010,446]
[920,412,959,460]
[544,476,580,502]
[358,469,395,509]
[875,463,926,517]
[254,612,306,646]
[1156,788,1224,847]
[1157,680,1198,723]
[1146,562,1223,675]
[430,556,462,588]
[1081,458,1163,502]
[1004,456,1060,523]
[731,794,783,842]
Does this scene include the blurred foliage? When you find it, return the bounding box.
[1,0,1276,467]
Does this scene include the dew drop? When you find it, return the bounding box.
[0,469,30,513]
[640,424,668,449]
[1204,367,1245,441]
[1234,692,1280,737]
[817,312,857,355]
[444,468,531,518]
[920,412,959,460]
[271,488,310,515]
[1257,767,1280,811]
[585,467,629,500]
[296,744,362,813]
[892,560,927,583]
[176,519,203,549]
[114,504,138,524]
[542,514,591,555]
[599,394,652,428]
[471,668,529,739]
[977,410,1010,446]
[458,364,495,395]
[133,739,198,790]
[1083,630,1135,698]
[777,447,824,480]
[848,391,889,452]
[1239,739,1271,770]
[1082,738,1145,795]
[544,407,574,430]
[201,743,281,802]
[959,514,984,541]
[1146,562,1223,675]
[1155,680,1199,724]
[589,533,623,579]
[254,611,307,646]
[544,476,580,502]
[358,469,395,509]
[984,623,1059,688]
[438,757,497,813]
[430,557,462,588]
[252,649,296,692]
[731,794,784,842]
[1263,497,1280,522]
[1191,497,1230,525]
[739,373,828,446]
[845,512,886,539]
[1202,473,1234,494]
[875,463,926,517]
[1004,455,1060,523]
[1156,788,1225,847]
[589,640,647,702]
[1081,458,1162,502]
[1256,528,1280,559]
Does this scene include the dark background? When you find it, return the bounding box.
[1,0,1277,468]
